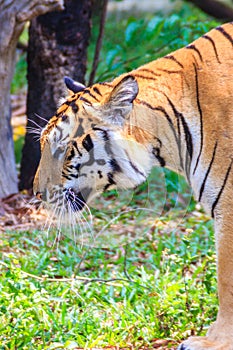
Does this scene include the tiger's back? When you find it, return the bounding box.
[127,22,233,214]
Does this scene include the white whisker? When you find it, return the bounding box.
[26,127,41,142]
[44,200,59,238]
[27,118,44,131]
[34,113,49,125]
[26,126,41,135]
[32,187,94,247]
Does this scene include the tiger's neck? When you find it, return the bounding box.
[125,102,192,181]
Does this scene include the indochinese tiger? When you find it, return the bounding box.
[33,23,233,349]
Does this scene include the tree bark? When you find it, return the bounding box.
[89,0,108,85]
[19,0,92,191]
[185,0,233,21]
[0,0,64,198]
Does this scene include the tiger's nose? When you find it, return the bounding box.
[35,190,48,201]
[36,192,42,200]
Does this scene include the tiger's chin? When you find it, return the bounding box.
[64,187,86,212]
[40,187,89,216]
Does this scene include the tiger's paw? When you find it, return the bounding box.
[177,336,232,350]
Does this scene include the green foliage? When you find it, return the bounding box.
[87,4,220,82]
[14,136,25,165]
[11,53,27,94]
[11,27,28,93]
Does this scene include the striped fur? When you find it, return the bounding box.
[34,23,233,349]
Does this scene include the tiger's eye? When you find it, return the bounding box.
[61,114,68,121]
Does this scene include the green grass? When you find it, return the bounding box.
[0,211,217,349]
[0,167,217,349]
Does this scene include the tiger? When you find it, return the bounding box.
[33,22,233,349]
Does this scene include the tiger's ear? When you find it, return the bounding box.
[64,76,86,94]
[104,75,138,126]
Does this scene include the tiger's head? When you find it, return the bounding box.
[33,75,154,213]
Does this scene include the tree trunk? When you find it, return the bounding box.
[185,0,233,21]
[0,0,63,198]
[88,0,108,85]
[19,0,92,191]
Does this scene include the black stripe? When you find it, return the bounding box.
[136,100,154,110]
[136,100,175,131]
[83,89,100,102]
[75,164,81,172]
[132,73,159,81]
[166,97,183,169]
[68,100,79,114]
[137,68,161,77]
[62,172,72,180]
[66,147,75,161]
[125,150,145,178]
[180,116,193,160]
[180,115,193,181]
[166,96,193,177]
[66,164,74,171]
[152,147,166,167]
[164,55,184,68]
[82,134,93,152]
[198,141,218,202]
[92,127,112,159]
[192,63,203,175]
[157,68,182,74]
[103,172,116,192]
[99,82,113,87]
[216,26,233,45]
[165,95,193,176]
[128,159,145,177]
[154,137,162,148]
[136,99,179,158]
[186,44,203,62]
[109,158,122,172]
[69,173,79,179]
[72,140,82,156]
[211,159,233,218]
[80,96,92,104]
[92,127,109,141]
[202,35,221,63]
[93,86,102,96]
[98,170,103,179]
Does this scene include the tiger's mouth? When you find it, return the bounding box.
[64,188,86,212]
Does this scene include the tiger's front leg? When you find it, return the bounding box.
[178,211,233,350]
